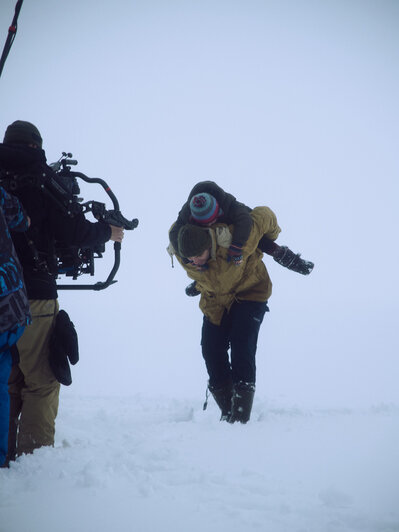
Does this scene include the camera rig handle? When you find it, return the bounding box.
[55,156,138,291]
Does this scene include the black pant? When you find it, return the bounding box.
[201,300,268,388]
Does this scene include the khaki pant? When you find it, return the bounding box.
[8,299,60,458]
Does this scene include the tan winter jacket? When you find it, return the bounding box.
[168,206,281,325]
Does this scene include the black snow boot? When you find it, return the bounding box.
[229,382,256,424]
[209,380,233,421]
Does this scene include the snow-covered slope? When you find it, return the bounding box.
[1,394,398,532]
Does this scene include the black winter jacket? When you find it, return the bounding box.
[0,144,111,299]
[0,186,31,333]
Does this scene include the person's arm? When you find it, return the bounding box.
[50,206,112,248]
[226,200,253,247]
[109,225,124,243]
[243,207,281,256]
[247,207,314,274]
[1,186,29,232]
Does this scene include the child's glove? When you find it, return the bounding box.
[227,244,243,266]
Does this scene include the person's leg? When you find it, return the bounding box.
[16,300,60,455]
[201,313,233,418]
[229,300,268,384]
[201,313,231,388]
[228,300,268,422]
[0,348,12,466]
[7,363,24,463]
[258,236,278,255]
[0,325,26,466]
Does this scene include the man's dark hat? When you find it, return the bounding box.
[3,120,43,149]
[177,224,212,258]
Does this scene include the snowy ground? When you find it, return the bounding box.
[1,394,398,532]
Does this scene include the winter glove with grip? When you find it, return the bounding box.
[273,246,314,275]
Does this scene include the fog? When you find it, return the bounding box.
[0,0,398,407]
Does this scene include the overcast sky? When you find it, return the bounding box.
[0,0,398,407]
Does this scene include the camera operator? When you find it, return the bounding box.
[0,120,124,461]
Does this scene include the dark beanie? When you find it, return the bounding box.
[177,224,212,258]
[3,120,43,148]
[190,193,219,224]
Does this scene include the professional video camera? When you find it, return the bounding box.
[46,152,138,290]
[0,151,133,289]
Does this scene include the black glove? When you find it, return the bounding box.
[185,281,201,297]
[273,246,314,275]
[49,310,79,386]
